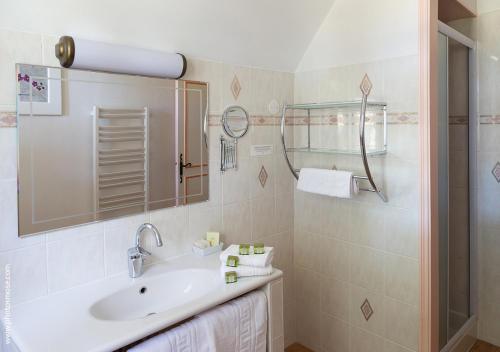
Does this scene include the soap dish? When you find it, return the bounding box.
[192,243,224,256]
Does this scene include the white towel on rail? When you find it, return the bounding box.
[128,290,267,352]
[297,168,359,198]
[220,244,274,268]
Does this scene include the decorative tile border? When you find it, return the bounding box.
[208,112,419,126]
[0,112,16,127]
[480,115,500,124]
[449,115,469,125]
[2,110,421,128]
[285,112,419,125]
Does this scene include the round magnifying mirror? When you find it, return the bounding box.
[222,106,249,139]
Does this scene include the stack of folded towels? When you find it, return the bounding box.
[220,243,274,283]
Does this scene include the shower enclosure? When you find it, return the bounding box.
[437,22,477,350]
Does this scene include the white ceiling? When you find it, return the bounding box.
[0,0,336,72]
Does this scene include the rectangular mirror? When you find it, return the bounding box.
[16,64,209,236]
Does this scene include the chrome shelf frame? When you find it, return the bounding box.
[280,76,388,202]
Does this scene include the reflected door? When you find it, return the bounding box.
[177,80,209,205]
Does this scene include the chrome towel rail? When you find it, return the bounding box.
[280,74,388,202]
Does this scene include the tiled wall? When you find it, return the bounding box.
[291,56,420,352]
[0,29,297,346]
[475,8,500,346]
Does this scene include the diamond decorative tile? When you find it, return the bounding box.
[360,298,374,321]
[231,75,242,100]
[492,162,500,183]
[258,166,268,188]
[360,74,373,96]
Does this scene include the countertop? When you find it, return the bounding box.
[5,253,282,352]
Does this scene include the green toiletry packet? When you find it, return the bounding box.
[239,244,250,255]
[225,271,237,284]
[254,243,265,254]
[227,255,239,267]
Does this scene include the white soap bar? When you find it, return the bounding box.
[193,239,210,249]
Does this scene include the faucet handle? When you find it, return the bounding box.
[127,246,151,259]
[137,246,152,257]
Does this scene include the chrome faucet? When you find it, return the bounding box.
[128,223,163,278]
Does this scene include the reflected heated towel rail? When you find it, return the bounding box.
[280,75,388,202]
[93,107,149,213]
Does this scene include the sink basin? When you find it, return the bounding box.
[89,269,220,321]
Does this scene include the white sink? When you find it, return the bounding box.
[89,269,220,321]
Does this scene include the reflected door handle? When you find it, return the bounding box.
[179,153,192,184]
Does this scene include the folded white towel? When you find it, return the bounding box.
[128,290,267,352]
[220,244,274,268]
[221,264,273,278]
[297,168,359,198]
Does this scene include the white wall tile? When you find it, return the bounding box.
[350,326,385,352]
[0,129,16,180]
[319,236,350,282]
[148,207,189,262]
[383,340,415,352]
[0,29,42,108]
[384,298,419,350]
[222,200,252,245]
[294,298,321,351]
[0,179,44,252]
[275,192,293,233]
[349,244,385,293]
[0,244,47,307]
[320,313,349,352]
[103,214,147,276]
[293,230,321,271]
[384,207,419,259]
[47,232,104,292]
[384,254,419,305]
[222,158,251,204]
[320,278,349,321]
[251,195,277,239]
[350,202,386,250]
[187,203,222,243]
[40,35,60,67]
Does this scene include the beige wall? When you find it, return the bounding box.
[0,29,297,346]
[290,0,419,350]
[292,56,420,352]
[475,8,500,347]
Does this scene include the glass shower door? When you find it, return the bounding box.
[438,32,471,349]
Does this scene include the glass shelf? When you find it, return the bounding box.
[285,147,387,156]
[280,97,388,202]
[284,101,387,110]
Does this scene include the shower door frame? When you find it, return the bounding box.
[437,21,478,352]
[419,4,478,350]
